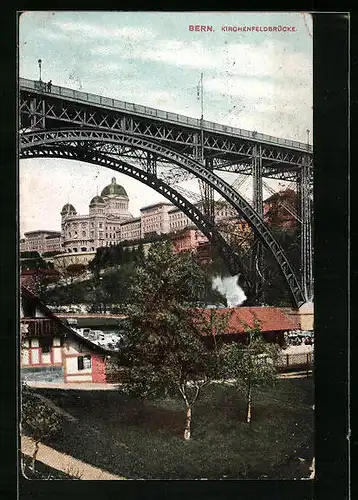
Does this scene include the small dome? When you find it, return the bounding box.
[101,177,128,198]
[61,203,77,216]
[89,195,105,206]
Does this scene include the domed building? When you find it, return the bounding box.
[61,178,133,254]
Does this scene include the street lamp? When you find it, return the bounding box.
[38,59,42,81]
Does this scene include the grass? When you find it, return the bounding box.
[28,378,314,480]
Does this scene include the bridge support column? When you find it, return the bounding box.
[146,152,157,176]
[29,97,46,129]
[299,156,313,301]
[29,97,37,129]
[251,144,264,304]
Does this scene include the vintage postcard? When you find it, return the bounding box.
[19,11,316,482]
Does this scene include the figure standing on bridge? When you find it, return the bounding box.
[47,80,52,92]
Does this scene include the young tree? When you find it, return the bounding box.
[120,242,227,440]
[222,317,281,423]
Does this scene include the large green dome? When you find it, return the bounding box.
[101,177,128,198]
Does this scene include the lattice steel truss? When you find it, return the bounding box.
[19,80,313,306]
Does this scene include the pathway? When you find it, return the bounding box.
[21,435,126,480]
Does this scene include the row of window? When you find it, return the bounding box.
[122,230,141,239]
[144,223,162,232]
[170,219,189,229]
[23,337,62,352]
[23,339,91,371]
[145,215,161,223]
[169,212,182,220]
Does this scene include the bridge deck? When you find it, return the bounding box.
[20,78,312,154]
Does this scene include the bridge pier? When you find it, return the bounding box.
[251,144,265,304]
[298,156,313,301]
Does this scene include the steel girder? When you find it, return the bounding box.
[19,88,313,178]
[19,128,306,307]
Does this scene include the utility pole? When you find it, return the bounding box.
[38,59,42,81]
[197,72,204,162]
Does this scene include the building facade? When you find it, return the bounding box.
[120,217,141,241]
[21,179,254,258]
[21,285,109,384]
[20,230,62,254]
[60,177,133,253]
[171,228,209,254]
[263,189,299,231]
[140,202,174,238]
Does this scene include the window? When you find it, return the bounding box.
[99,223,103,229]
[77,355,91,371]
[82,231,86,237]
[39,338,52,354]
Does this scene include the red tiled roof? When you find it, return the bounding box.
[196,307,298,334]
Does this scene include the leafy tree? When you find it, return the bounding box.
[20,268,60,302]
[221,317,281,423]
[21,384,62,472]
[194,308,233,374]
[120,242,228,440]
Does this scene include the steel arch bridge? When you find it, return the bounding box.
[19,78,313,308]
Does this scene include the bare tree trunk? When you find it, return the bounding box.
[184,406,192,441]
[246,382,252,423]
[32,440,40,472]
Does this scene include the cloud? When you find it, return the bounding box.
[206,75,311,103]
[93,37,311,84]
[53,22,156,41]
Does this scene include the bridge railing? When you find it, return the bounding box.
[20,78,313,153]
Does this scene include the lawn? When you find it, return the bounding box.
[29,378,314,480]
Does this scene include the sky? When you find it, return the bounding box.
[19,11,312,235]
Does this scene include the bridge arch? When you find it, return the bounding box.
[20,128,305,306]
[21,145,253,291]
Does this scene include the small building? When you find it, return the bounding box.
[20,286,112,384]
[197,306,299,346]
[263,189,299,231]
[171,227,209,254]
